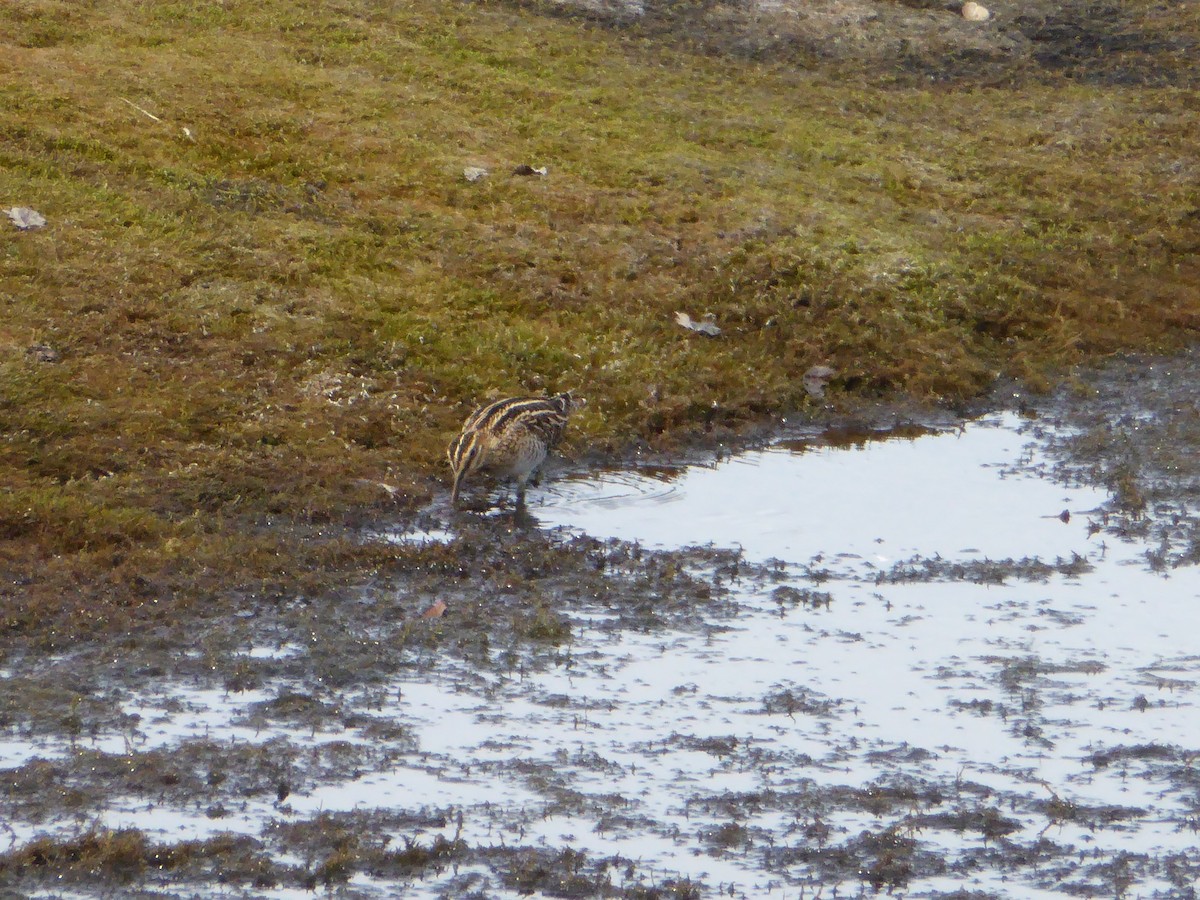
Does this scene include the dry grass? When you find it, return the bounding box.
[1,0,1197,643]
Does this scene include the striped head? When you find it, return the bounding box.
[447,429,483,505]
[549,391,585,415]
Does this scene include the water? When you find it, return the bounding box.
[536,414,1098,564]
[462,412,1196,895]
[5,412,1199,898]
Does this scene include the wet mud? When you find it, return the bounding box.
[2,351,1200,898]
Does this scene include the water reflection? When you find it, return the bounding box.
[536,412,1104,566]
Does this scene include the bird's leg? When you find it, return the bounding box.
[515,477,528,508]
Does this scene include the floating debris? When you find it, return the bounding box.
[5,207,46,230]
[462,166,489,183]
[962,1,991,21]
[419,599,447,619]
[674,311,721,337]
[512,164,548,177]
[803,364,837,398]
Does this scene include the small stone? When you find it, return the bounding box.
[26,344,60,363]
[462,166,489,183]
[962,1,991,21]
[674,311,721,336]
[802,365,837,399]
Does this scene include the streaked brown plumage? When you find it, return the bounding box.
[448,392,582,506]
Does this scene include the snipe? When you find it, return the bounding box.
[447,391,583,507]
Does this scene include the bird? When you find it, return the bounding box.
[447,391,582,507]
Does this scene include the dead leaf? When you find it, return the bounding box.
[463,166,489,183]
[420,599,447,619]
[6,207,46,230]
[802,365,837,399]
[674,311,721,337]
[354,478,400,499]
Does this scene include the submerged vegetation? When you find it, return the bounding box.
[0,1,1198,633]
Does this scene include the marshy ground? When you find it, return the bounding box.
[1,0,1199,896]
[1,355,1198,898]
